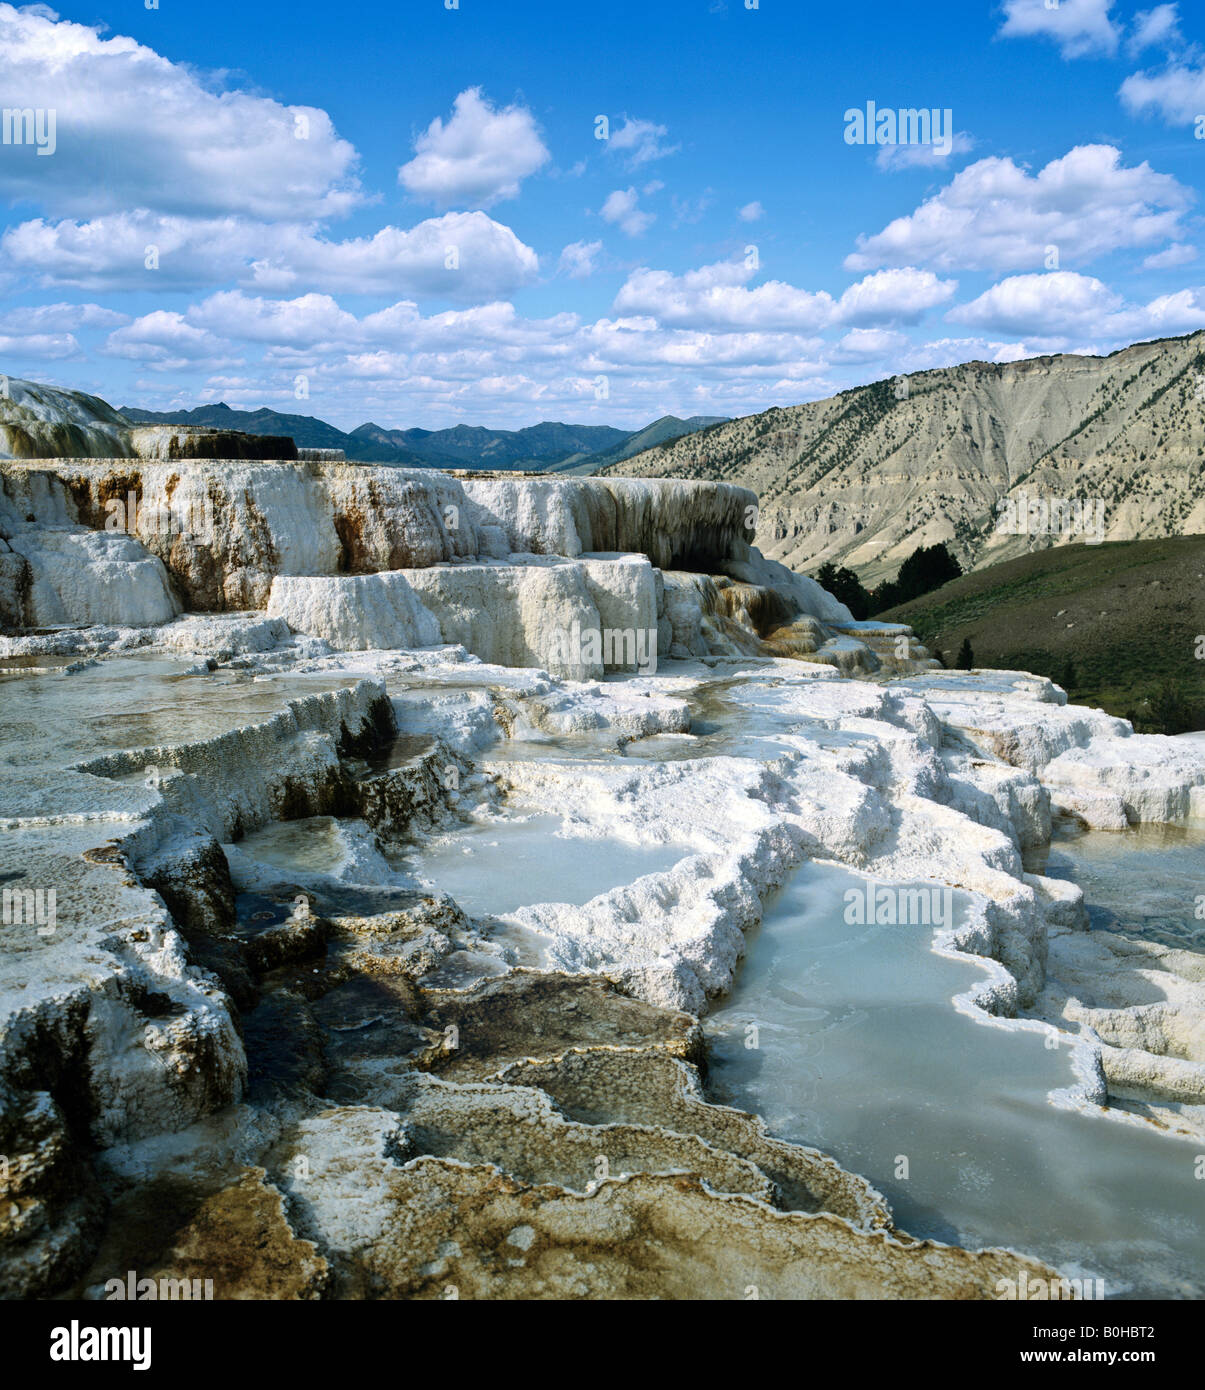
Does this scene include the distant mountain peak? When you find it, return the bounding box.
[114,400,726,473]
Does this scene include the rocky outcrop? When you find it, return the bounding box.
[268,1109,1055,1300]
[2,528,180,629]
[269,555,664,679]
[267,572,444,654]
[459,474,755,570]
[2,457,901,679]
[894,670,1205,827]
[0,1084,104,1299]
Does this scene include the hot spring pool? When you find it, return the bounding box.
[394,810,686,917]
[705,860,1205,1298]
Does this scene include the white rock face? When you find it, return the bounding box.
[268,573,442,652]
[458,475,757,568]
[727,550,854,626]
[660,572,767,661]
[895,669,1205,827]
[5,528,180,628]
[271,554,703,678]
[406,555,663,679]
[263,547,874,684]
[517,681,692,738]
[0,467,182,627]
[0,458,474,612]
[0,378,131,460]
[1,460,760,613]
[1043,736,1205,824]
[151,613,294,656]
[404,561,618,680]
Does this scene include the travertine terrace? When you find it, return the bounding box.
[3,441,1204,1300]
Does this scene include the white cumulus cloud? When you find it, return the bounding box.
[0,302,125,332]
[998,0,1121,59]
[601,188,656,237]
[835,268,957,325]
[2,211,539,299]
[611,260,952,333]
[398,88,550,207]
[102,310,233,371]
[846,145,1191,273]
[946,271,1205,343]
[1120,62,1205,125]
[613,260,834,331]
[875,133,975,172]
[606,118,679,167]
[948,271,1121,335]
[1127,4,1182,55]
[1143,242,1198,269]
[0,3,361,220]
[0,332,81,360]
[558,240,603,278]
[830,328,909,362]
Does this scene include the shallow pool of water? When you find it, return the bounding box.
[1026,819,1205,952]
[0,652,376,776]
[705,860,1205,1298]
[393,810,685,917]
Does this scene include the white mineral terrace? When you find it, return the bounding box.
[2,458,1204,1299]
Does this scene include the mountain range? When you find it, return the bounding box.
[606,332,1205,584]
[119,402,727,472]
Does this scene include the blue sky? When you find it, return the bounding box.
[2,0,1205,429]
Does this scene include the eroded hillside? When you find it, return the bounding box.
[608,334,1205,585]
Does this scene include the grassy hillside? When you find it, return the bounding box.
[878,536,1205,731]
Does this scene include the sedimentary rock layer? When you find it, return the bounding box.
[609,331,1205,583]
